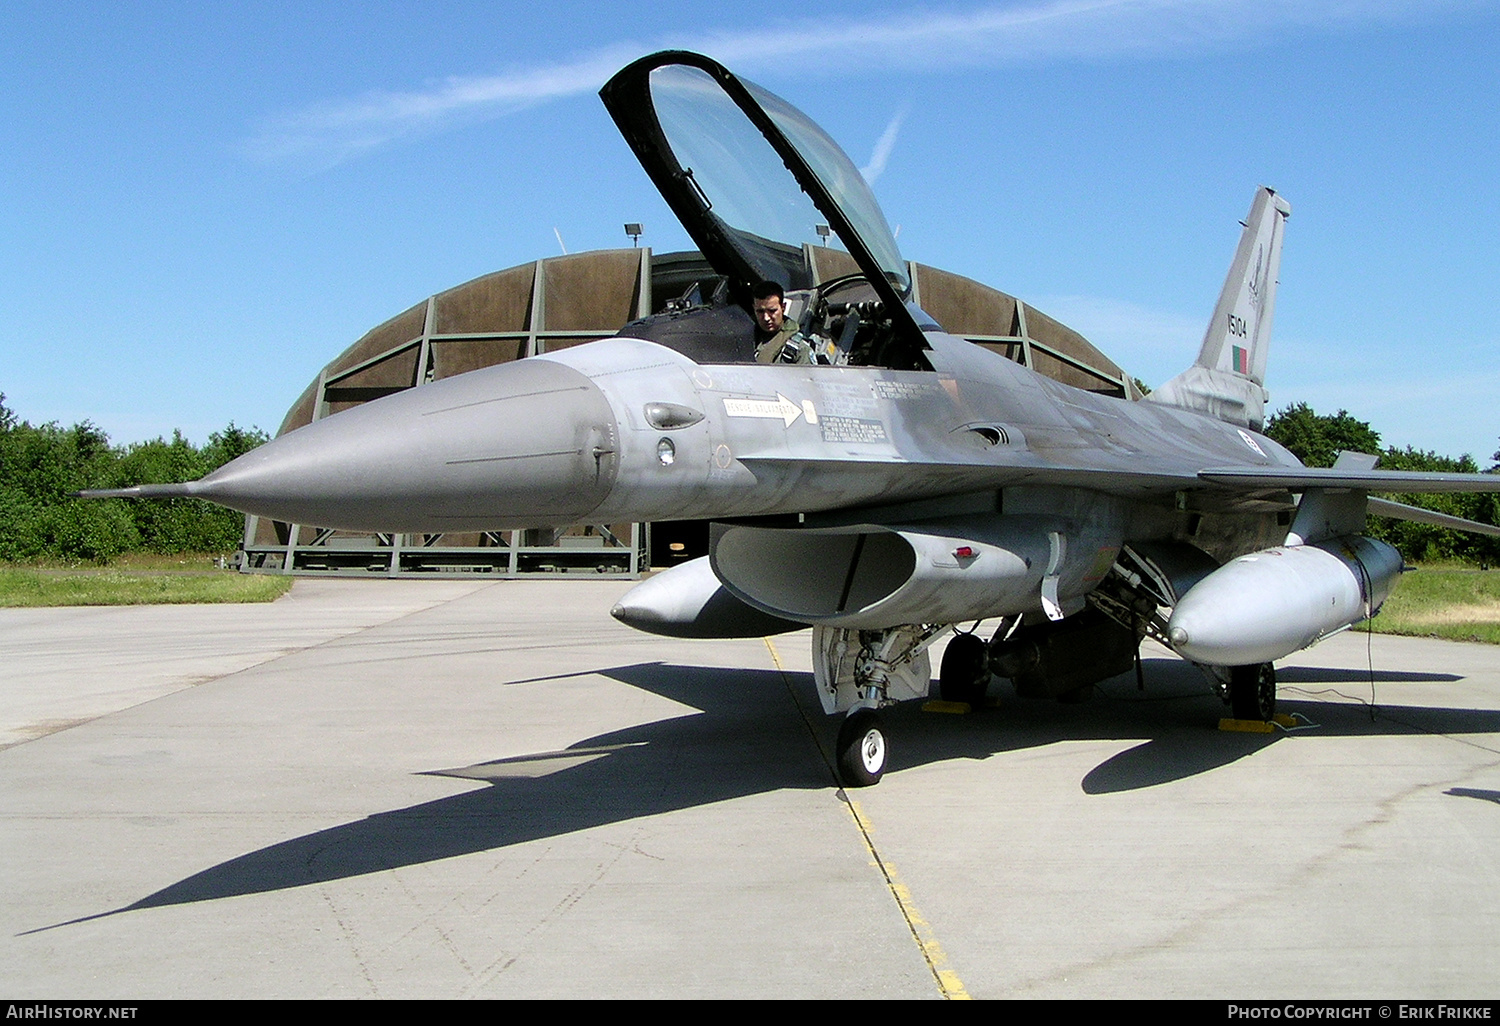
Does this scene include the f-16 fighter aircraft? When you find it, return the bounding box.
[87,52,1500,786]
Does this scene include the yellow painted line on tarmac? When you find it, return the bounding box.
[762,636,970,999]
[764,636,788,673]
[846,798,971,1000]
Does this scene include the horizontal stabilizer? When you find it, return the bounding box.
[1368,496,1500,537]
[1200,467,1500,494]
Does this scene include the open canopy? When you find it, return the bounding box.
[601,51,927,356]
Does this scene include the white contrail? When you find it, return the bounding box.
[862,107,910,184]
[243,43,643,168]
[244,0,1471,169]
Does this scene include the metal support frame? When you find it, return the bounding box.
[964,329,1129,391]
[962,297,1131,395]
[241,522,645,578]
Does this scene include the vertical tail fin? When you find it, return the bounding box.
[1146,187,1290,430]
[1197,186,1289,387]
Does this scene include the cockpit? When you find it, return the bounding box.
[600,52,937,371]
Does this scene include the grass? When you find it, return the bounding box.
[0,553,294,607]
[1372,565,1500,644]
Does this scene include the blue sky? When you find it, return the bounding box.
[3,0,1498,461]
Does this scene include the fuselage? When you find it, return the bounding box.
[188,328,1300,564]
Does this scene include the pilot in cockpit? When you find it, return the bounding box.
[752,280,849,365]
[751,281,811,364]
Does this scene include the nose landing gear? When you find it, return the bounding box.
[815,623,947,787]
[836,708,887,786]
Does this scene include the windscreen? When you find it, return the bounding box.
[648,64,909,296]
[739,78,910,296]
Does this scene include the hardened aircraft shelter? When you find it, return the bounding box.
[241,247,1141,577]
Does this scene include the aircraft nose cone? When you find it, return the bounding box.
[197,358,620,532]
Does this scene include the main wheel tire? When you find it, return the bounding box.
[837,709,887,787]
[1229,662,1277,721]
[939,632,990,708]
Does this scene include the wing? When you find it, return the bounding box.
[1199,466,1500,493]
[1367,496,1500,537]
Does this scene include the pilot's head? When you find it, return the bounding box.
[752,281,787,335]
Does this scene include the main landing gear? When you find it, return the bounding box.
[1229,662,1277,722]
[938,631,990,708]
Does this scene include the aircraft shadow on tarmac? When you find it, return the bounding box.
[34,656,1499,931]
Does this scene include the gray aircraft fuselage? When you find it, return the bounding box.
[193,329,1296,541]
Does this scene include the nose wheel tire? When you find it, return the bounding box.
[939,632,990,708]
[1229,662,1277,722]
[837,709,887,787]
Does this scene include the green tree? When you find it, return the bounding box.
[110,426,267,554]
[0,400,139,560]
[111,432,212,552]
[1,393,268,561]
[1264,403,1382,467]
[203,422,268,468]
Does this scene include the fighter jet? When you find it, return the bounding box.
[86,52,1500,786]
